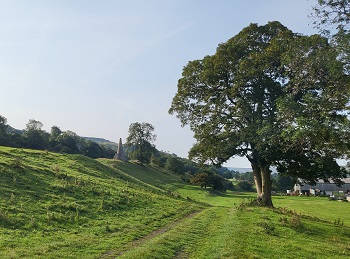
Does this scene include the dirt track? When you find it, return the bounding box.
[99,209,203,258]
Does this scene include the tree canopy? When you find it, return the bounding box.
[0,116,115,159]
[125,122,157,164]
[311,0,350,73]
[169,21,350,206]
[311,0,350,33]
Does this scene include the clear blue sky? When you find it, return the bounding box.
[0,0,318,168]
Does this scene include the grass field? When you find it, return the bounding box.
[0,146,349,258]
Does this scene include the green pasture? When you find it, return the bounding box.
[0,147,201,258]
[0,146,349,258]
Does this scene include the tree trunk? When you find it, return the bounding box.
[251,162,262,196]
[257,165,273,207]
[248,153,273,207]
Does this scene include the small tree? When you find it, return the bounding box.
[125,122,157,164]
[190,173,211,188]
[82,140,103,158]
[237,181,254,192]
[190,172,227,191]
[24,119,49,150]
[26,119,43,131]
[49,125,62,146]
[55,131,80,154]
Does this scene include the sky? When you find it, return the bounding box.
[0,0,319,168]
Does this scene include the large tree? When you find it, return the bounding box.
[169,21,350,207]
[125,122,157,164]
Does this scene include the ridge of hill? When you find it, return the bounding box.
[82,136,118,153]
[227,167,252,173]
[82,137,117,150]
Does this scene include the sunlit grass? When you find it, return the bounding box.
[0,146,201,258]
[1,146,350,258]
[273,195,350,225]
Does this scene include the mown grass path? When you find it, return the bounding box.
[100,203,350,259]
[113,206,225,259]
[1,148,349,258]
[100,209,204,258]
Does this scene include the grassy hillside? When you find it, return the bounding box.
[1,146,350,258]
[0,146,201,258]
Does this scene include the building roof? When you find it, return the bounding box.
[294,178,350,192]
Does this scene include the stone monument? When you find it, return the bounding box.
[113,138,127,161]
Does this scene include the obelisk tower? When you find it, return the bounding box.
[113,138,127,161]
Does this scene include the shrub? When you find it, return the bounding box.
[190,173,227,191]
[237,180,254,191]
[165,156,184,174]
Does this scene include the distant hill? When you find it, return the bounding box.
[83,136,117,150]
[228,167,277,173]
[227,167,252,173]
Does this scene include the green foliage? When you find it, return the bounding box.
[25,119,43,131]
[311,0,350,74]
[190,173,211,188]
[311,0,350,32]
[237,180,254,192]
[0,116,115,159]
[0,116,9,146]
[272,173,296,192]
[235,171,254,182]
[0,146,201,258]
[190,172,227,191]
[169,21,350,206]
[24,121,50,150]
[81,140,104,158]
[165,156,185,174]
[221,171,233,179]
[0,115,7,132]
[125,122,157,164]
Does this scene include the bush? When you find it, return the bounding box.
[190,172,227,191]
[225,181,235,191]
[165,156,184,174]
[237,181,254,191]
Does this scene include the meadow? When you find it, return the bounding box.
[0,146,349,258]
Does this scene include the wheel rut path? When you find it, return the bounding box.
[99,209,204,258]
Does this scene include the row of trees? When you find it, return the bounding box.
[0,115,115,159]
[169,1,350,206]
[0,115,297,193]
[1,116,231,189]
[226,170,295,193]
[124,122,235,191]
[188,170,294,193]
